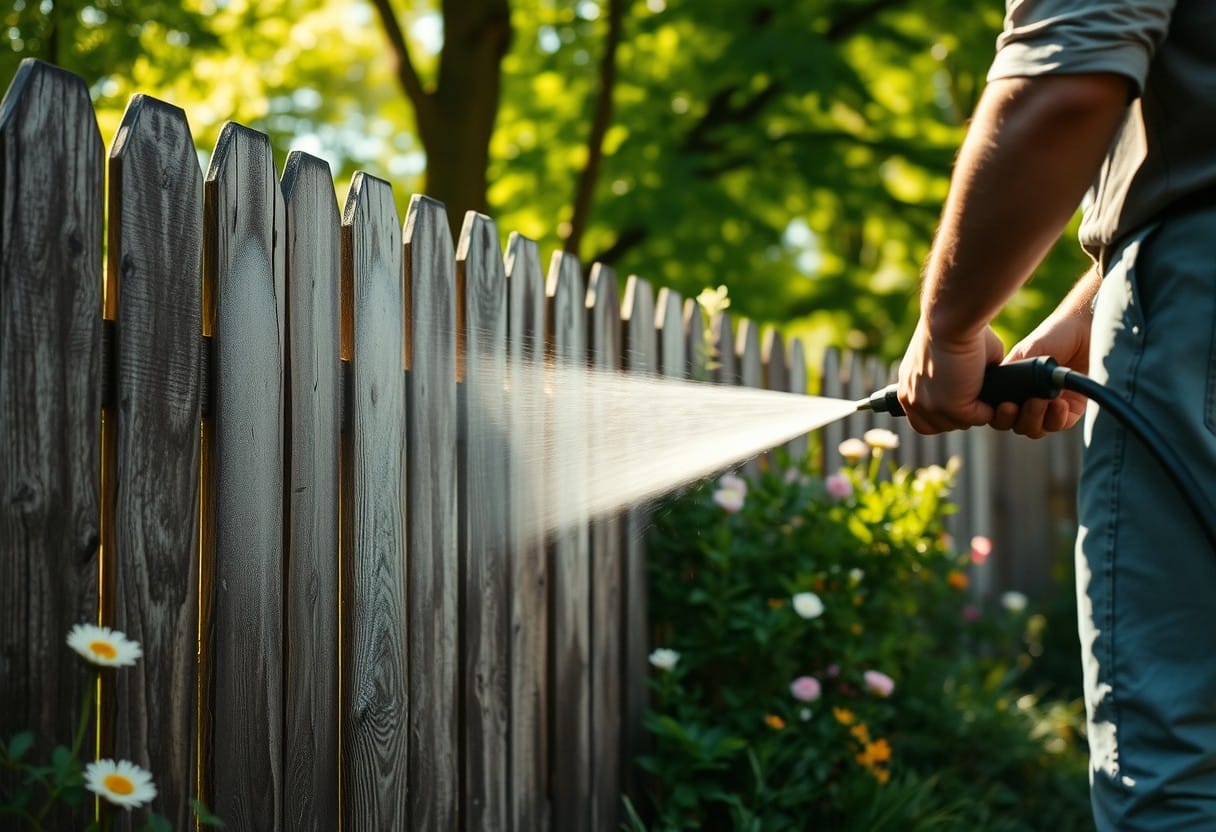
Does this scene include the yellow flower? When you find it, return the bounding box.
[857,738,892,766]
[764,714,786,731]
[872,767,891,784]
[84,759,158,808]
[850,723,871,744]
[947,570,970,591]
[832,707,855,725]
[66,624,142,668]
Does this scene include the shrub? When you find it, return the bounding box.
[634,439,1090,831]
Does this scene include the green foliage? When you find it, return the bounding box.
[1,0,1090,359]
[639,446,1090,830]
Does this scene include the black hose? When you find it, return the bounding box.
[1059,371,1216,552]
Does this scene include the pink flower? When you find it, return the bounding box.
[969,535,992,565]
[825,472,853,501]
[962,604,981,623]
[790,676,822,703]
[863,670,895,698]
[825,664,840,679]
[713,473,747,513]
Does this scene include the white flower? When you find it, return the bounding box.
[915,464,950,488]
[799,707,813,722]
[712,473,747,513]
[67,624,142,668]
[863,428,900,451]
[837,438,870,461]
[649,648,680,671]
[84,759,157,809]
[718,473,747,496]
[849,568,864,585]
[792,592,825,620]
[1001,591,1029,614]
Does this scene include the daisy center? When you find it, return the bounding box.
[89,641,118,660]
[103,773,135,795]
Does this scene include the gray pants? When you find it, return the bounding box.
[1082,205,1216,830]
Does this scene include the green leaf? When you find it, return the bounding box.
[6,731,33,762]
[191,798,225,828]
[145,811,173,832]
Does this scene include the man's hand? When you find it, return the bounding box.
[988,269,1098,438]
[897,320,1005,434]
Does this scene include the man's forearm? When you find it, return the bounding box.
[922,73,1130,342]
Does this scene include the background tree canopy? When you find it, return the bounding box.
[3,0,1091,362]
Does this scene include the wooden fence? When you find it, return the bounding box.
[0,59,1080,832]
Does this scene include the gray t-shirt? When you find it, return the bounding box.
[987,0,1216,265]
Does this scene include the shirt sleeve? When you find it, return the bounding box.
[987,0,1177,95]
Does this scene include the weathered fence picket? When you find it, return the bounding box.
[0,61,103,831]
[340,171,408,829]
[0,58,1082,832]
[404,195,460,830]
[106,93,202,832]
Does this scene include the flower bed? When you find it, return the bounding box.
[633,435,1090,831]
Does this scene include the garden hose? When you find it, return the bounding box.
[858,357,1216,552]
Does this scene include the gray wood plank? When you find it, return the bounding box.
[711,311,737,386]
[0,61,102,826]
[656,288,685,380]
[107,93,201,832]
[585,263,622,832]
[761,327,788,473]
[404,195,459,831]
[736,319,763,477]
[786,338,809,463]
[682,298,706,381]
[620,275,655,809]
[202,121,286,830]
[504,232,550,832]
[281,151,341,832]
[820,348,844,472]
[545,251,591,832]
[456,212,510,831]
[340,172,408,831]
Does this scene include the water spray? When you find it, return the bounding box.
[856,357,1216,551]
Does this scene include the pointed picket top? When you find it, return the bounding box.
[622,275,656,374]
[762,328,788,393]
[736,318,763,390]
[655,288,686,379]
[683,298,707,381]
[586,263,620,372]
[547,250,587,363]
[711,311,737,385]
[505,232,545,365]
[787,337,809,462]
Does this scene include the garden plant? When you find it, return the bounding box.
[634,431,1090,830]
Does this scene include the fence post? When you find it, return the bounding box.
[0,60,103,829]
[106,93,202,832]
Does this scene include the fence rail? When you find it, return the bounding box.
[0,59,1079,831]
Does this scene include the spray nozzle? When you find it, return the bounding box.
[862,356,1067,417]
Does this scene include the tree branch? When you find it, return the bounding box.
[588,225,648,267]
[369,0,434,133]
[563,0,625,257]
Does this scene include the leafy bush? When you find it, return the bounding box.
[634,434,1090,831]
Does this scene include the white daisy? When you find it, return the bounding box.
[648,648,680,671]
[84,759,158,809]
[792,592,825,620]
[66,624,142,667]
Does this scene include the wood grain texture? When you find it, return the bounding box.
[403,195,459,831]
[786,337,809,462]
[281,151,341,832]
[106,93,201,832]
[585,263,622,832]
[0,61,102,827]
[736,319,762,477]
[339,172,408,830]
[655,288,685,380]
[503,232,550,832]
[711,311,736,386]
[620,275,655,808]
[761,327,788,473]
[819,348,843,472]
[682,299,706,381]
[201,121,286,831]
[544,251,591,832]
[456,212,509,831]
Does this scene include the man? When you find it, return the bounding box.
[896,1,1216,828]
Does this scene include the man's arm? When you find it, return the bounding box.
[898,72,1130,434]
